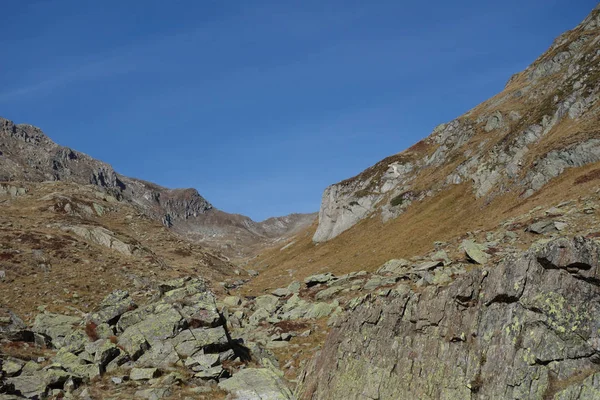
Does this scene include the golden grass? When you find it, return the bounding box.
[243,161,600,295]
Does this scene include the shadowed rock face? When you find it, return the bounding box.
[298,237,600,399]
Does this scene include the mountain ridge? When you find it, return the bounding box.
[0,116,316,258]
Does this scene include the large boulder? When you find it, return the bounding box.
[298,237,600,399]
[376,259,410,275]
[119,304,186,347]
[218,368,294,399]
[462,240,489,264]
[87,289,135,325]
[0,309,30,342]
[31,313,81,348]
[304,273,336,287]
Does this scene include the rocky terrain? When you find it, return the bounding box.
[3,3,600,400]
[0,118,315,259]
[3,191,600,399]
[298,236,600,399]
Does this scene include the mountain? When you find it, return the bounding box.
[2,5,600,400]
[241,3,600,293]
[0,117,315,258]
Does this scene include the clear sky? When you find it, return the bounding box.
[0,1,597,221]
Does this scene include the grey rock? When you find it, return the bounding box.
[134,388,172,399]
[31,313,81,348]
[169,327,228,357]
[315,286,343,301]
[157,277,191,295]
[249,308,271,326]
[62,330,89,354]
[93,340,121,369]
[135,341,180,369]
[363,276,397,291]
[218,368,293,399]
[111,376,123,384]
[1,358,24,376]
[526,220,559,234]
[88,289,135,325]
[271,288,291,297]
[462,240,489,264]
[287,281,301,293]
[304,273,336,286]
[412,260,443,272]
[119,304,186,347]
[105,353,130,373]
[523,139,600,196]
[222,296,242,307]
[194,365,224,380]
[61,225,134,255]
[376,259,410,275]
[430,250,451,265]
[0,310,28,342]
[255,295,280,314]
[484,111,504,132]
[184,353,220,371]
[130,367,160,381]
[6,374,47,399]
[305,301,339,319]
[118,332,149,360]
[94,323,113,339]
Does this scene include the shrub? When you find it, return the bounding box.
[390,194,404,207]
[85,322,99,341]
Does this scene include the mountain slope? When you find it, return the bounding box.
[312,4,600,243]
[242,3,600,293]
[0,117,315,257]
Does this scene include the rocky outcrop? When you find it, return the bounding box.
[313,5,600,242]
[0,277,293,399]
[298,237,600,399]
[218,368,294,399]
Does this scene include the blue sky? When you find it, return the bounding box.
[1,1,597,221]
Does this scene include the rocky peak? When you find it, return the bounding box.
[1,118,53,146]
[154,187,213,227]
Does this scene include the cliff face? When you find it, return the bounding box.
[313,4,600,243]
[298,237,600,399]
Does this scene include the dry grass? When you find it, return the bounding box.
[0,181,236,321]
[268,318,331,381]
[1,341,52,361]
